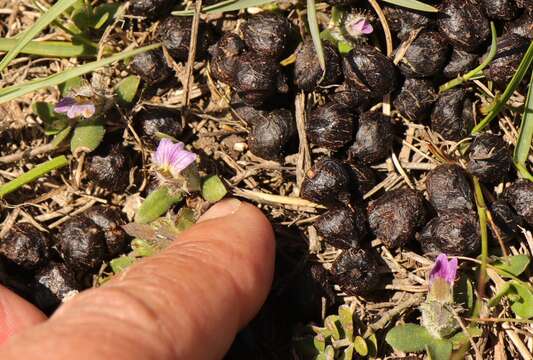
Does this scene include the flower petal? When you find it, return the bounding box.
[429,254,457,286]
[54,97,77,114]
[153,139,196,176]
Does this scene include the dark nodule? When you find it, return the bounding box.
[467,133,511,184]
[315,205,368,249]
[367,188,427,248]
[130,49,172,86]
[348,111,395,165]
[443,48,479,79]
[209,33,245,85]
[294,40,342,92]
[425,164,475,214]
[242,12,293,60]
[393,78,437,122]
[419,210,480,256]
[398,31,450,78]
[136,107,183,148]
[484,33,530,88]
[306,102,354,150]
[503,180,533,227]
[86,142,132,192]
[330,248,381,295]
[248,108,295,161]
[300,158,351,206]
[0,223,50,269]
[430,88,474,141]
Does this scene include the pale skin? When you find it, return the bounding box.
[0,199,275,359]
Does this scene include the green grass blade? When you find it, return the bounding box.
[0,155,68,198]
[440,22,497,93]
[307,0,325,71]
[0,39,97,58]
[380,0,438,12]
[0,0,78,73]
[513,70,533,181]
[172,0,273,15]
[0,43,160,104]
[472,40,533,134]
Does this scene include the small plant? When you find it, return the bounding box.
[312,303,378,359]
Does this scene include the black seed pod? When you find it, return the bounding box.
[384,6,433,41]
[419,211,480,256]
[232,52,288,107]
[482,0,518,20]
[136,107,183,148]
[343,45,398,100]
[248,108,295,161]
[437,0,490,52]
[490,199,525,235]
[504,11,533,39]
[86,143,131,192]
[58,216,108,273]
[84,206,128,257]
[467,133,511,184]
[398,31,450,78]
[208,33,245,84]
[315,205,368,249]
[484,33,529,88]
[348,111,395,164]
[330,83,370,111]
[294,40,342,91]
[330,248,381,295]
[393,78,437,122]
[503,180,533,226]
[157,16,213,62]
[426,164,475,214]
[430,88,474,141]
[242,12,292,59]
[130,0,175,19]
[300,158,351,205]
[344,159,377,196]
[0,224,49,269]
[443,49,479,79]
[33,262,80,312]
[306,102,354,150]
[130,49,172,86]
[368,188,427,248]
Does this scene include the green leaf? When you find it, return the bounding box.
[366,333,378,357]
[493,255,531,277]
[353,336,368,356]
[131,238,156,257]
[314,334,326,353]
[59,76,83,96]
[201,175,228,202]
[135,186,183,224]
[0,156,69,198]
[176,208,196,232]
[51,126,73,148]
[385,324,434,352]
[450,327,482,347]
[0,43,160,104]
[380,0,438,12]
[426,339,452,360]
[32,101,69,135]
[116,75,141,105]
[307,0,325,72]
[0,38,97,58]
[110,255,134,274]
[338,41,353,55]
[172,0,274,15]
[513,69,533,181]
[338,304,354,341]
[324,315,340,340]
[70,119,105,155]
[472,40,533,134]
[92,3,121,29]
[0,0,79,73]
[510,281,533,319]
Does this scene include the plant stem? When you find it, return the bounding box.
[439,22,497,93]
[472,40,533,134]
[0,155,68,198]
[0,39,97,58]
[513,69,533,181]
[473,177,489,303]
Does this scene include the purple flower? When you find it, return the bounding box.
[55,97,96,119]
[153,139,197,177]
[349,18,373,35]
[429,254,458,286]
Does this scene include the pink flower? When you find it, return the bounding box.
[349,18,373,36]
[55,97,96,119]
[429,254,458,286]
[153,139,197,177]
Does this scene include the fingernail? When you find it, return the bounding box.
[198,198,242,223]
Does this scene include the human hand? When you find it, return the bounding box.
[0,199,275,360]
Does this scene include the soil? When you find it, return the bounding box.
[0,0,532,359]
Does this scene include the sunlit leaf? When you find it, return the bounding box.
[135,186,183,224]
[380,0,438,12]
[385,324,434,352]
[116,75,141,105]
[513,70,533,181]
[70,118,105,155]
[426,339,452,360]
[172,0,273,15]
[493,255,531,277]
